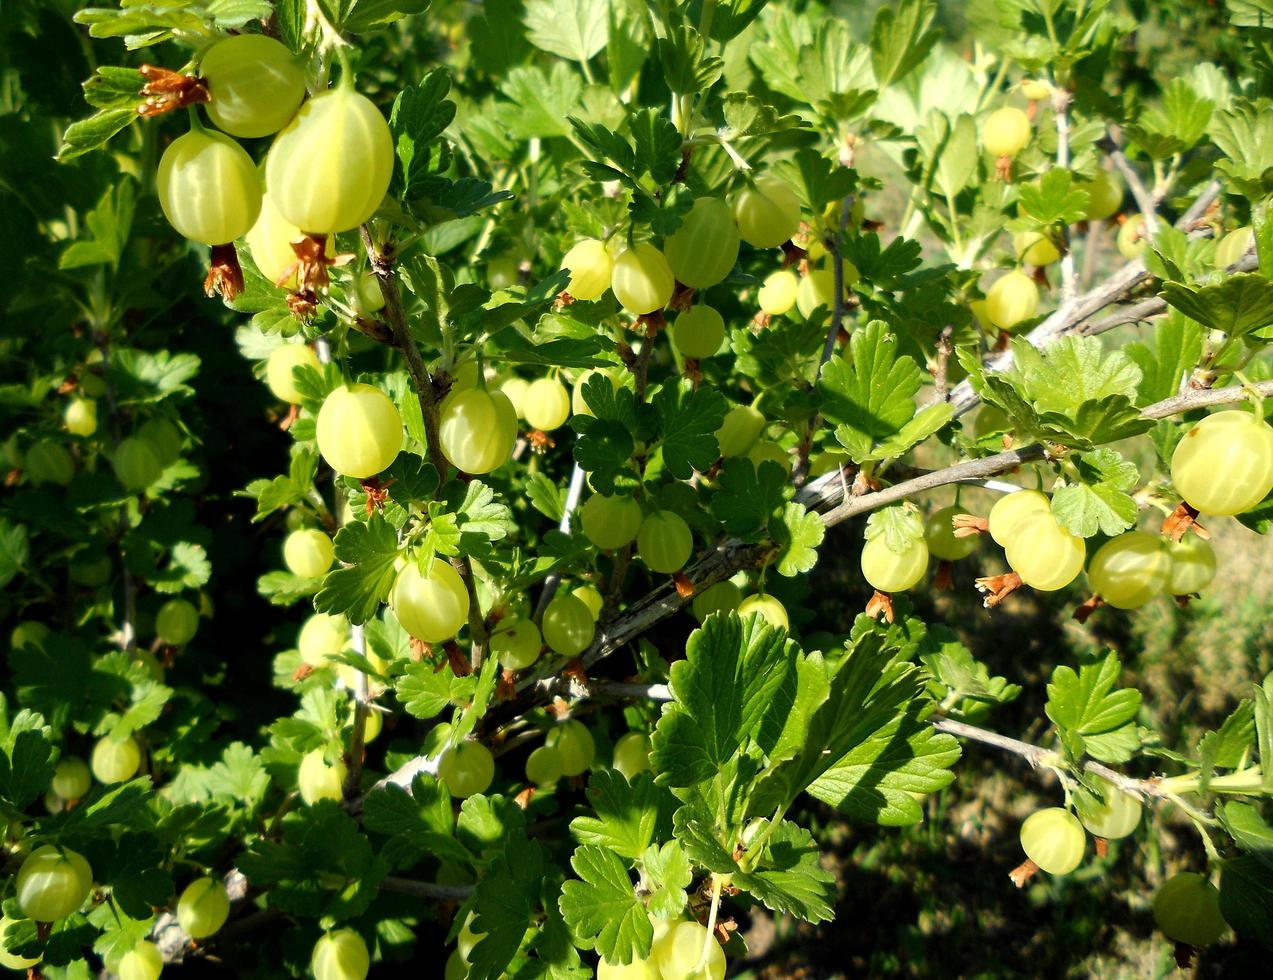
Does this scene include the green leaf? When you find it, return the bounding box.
[1050,448,1140,537]
[0,518,29,590]
[919,626,1021,712]
[559,846,652,965]
[570,770,672,861]
[1125,77,1215,159]
[499,63,583,140]
[314,516,400,625]
[914,111,977,201]
[1223,802,1273,869]
[59,178,135,270]
[652,614,798,790]
[820,320,922,439]
[391,69,456,195]
[363,775,472,868]
[1160,273,1273,340]
[523,0,609,64]
[1045,653,1143,761]
[1126,311,1204,405]
[733,821,835,923]
[771,502,826,577]
[82,66,144,110]
[640,841,692,919]
[652,381,726,480]
[1219,855,1273,947]
[629,108,683,186]
[870,0,940,89]
[712,458,789,538]
[656,25,723,96]
[1010,336,1142,413]
[863,504,925,553]
[57,108,134,166]
[1212,100,1273,199]
[396,662,477,721]
[1016,168,1090,226]
[343,0,431,33]
[0,728,54,810]
[776,147,858,216]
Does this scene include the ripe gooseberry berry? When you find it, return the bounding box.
[91,735,142,784]
[298,749,346,805]
[560,239,614,301]
[580,494,643,551]
[523,377,571,432]
[612,732,652,781]
[1116,214,1147,260]
[265,343,321,404]
[438,388,518,474]
[64,398,97,437]
[246,192,336,288]
[1214,226,1254,270]
[316,383,403,479]
[156,598,200,645]
[984,270,1039,331]
[981,107,1031,158]
[796,266,857,318]
[176,877,231,939]
[716,404,765,458]
[925,505,978,561]
[653,920,726,980]
[672,305,726,359]
[0,914,39,970]
[16,846,93,922]
[51,757,91,800]
[525,745,564,787]
[138,418,182,467]
[1018,807,1085,875]
[736,593,789,629]
[284,529,335,579]
[1020,79,1052,101]
[24,441,74,486]
[486,253,520,290]
[491,618,543,671]
[10,621,50,651]
[861,534,929,593]
[1152,872,1227,947]
[157,127,261,245]
[117,940,164,980]
[611,243,675,314]
[663,197,740,288]
[113,436,164,491]
[747,440,792,476]
[352,271,385,314]
[572,584,604,620]
[732,174,801,248]
[266,85,394,235]
[1077,776,1142,840]
[437,741,495,798]
[312,929,370,980]
[1005,513,1086,591]
[636,511,693,574]
[1170,409,1273,516]
[598,954,660,980]
[691,580,743,622]
[546,719,595,777]
[390,558,470,644]
[542,594,596,656]
[501,376,531,418]
[987,489,1051,546]
[200,34,305,139]
[1087,530,1171,609]
[298,612,349,667]
[1084,171,1123,220]
[1166,535,1217,596]
[1013,231,1060,267]
[757,268,799,315]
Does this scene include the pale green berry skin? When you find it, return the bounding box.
[542,594,596,656]
[438,741,495,798]
[1019,807,1085,876]
[176,877,231,939]
[546,720,595,777]
[118,940,164,980]
[156,598,200,645]
[52,757,92,800]
[16,846,94,921]
[312,928,370,980]
[1152,872,1227,947]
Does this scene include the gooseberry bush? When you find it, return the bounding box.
[3,0,1273,976]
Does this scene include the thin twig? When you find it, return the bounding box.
[1052,89,1078,307]
[533,463,587,622]
[343,624,370,799]
[1107,144,1159,235]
